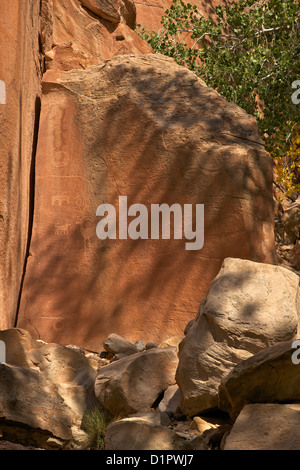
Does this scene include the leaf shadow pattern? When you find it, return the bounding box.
[16,54,276,353]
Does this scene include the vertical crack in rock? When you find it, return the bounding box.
[14,95,41,330]
[14,0,44,329]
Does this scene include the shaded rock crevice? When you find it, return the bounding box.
[14,95,42,329]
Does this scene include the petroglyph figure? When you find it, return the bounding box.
[76,216,96,250]
[51,103,71,167]
[55,222,71,235]
[52,195,70,206]
[0,80,6,104]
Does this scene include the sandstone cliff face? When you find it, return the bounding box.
[0,1,42,330]
[1,0,276,350]
[135,0,235,34]
[41,0,152,72]
[16,53,276,351]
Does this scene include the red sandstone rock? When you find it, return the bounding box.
[41,0,152,72]
[0,1,42,329]
[135,0,235,34]
[17,54,276,351]
[79,0,136,27]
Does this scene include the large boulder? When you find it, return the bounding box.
[28,342,99,425]
[94,346,179,416]
[17,53,276,350]
[223,403,300,450]
[103,333,139,356]
[0,328,99,427]
[104,411,207,450]
[0,363,75,449]
[176,258,300,416]
[218,340,300,420]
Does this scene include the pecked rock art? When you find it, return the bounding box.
[0,80,5,104]
[17,54,277,351]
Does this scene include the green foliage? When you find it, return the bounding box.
[80,405,112,450]
[137,0,300,197]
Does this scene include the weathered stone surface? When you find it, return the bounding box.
[146,342,158,350]
[0,329,44,369]
[223,403,300,450]
[219,340,300,420]
[41,0,151,72]
[103,333,139,356]
[79,0,136,26]
[0,1,42,330]
[17,54,276,350]
[0,364,75,447]
[158,336,184,350]
[95,346,179,416]
[104,411,193,450]
[176,258,300,416]
[0,441,43,450]
[190,416,215,434]
[0,328,98,426]
[158,384,182,414]
[134,340,146,351]
[30,342,99,424]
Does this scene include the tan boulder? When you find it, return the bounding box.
[95,346,179,416]
[30,342,99,425]
[158,384,182,414]
[158,336,184,348]
[223,403,300,450]
[103,333,139,356]
[0,329,44,369]
[17,54,276,350]
[0,1,42,330]
[219,340,300,420]
[0,364,75,448]
[190,416,215,434]
[104,411,194,450]
[0,328,98,426]
[176,258,300,416]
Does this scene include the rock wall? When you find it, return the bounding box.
[135,0,235,34]
[0,1,42,329]
[1,0,277,351]
[16,53,276,351]
[40,0,152,72]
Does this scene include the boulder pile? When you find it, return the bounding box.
[0,258,299,450]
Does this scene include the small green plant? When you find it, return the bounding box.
[80,405,113,450]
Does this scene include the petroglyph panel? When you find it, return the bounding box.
[17,57,276,351]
